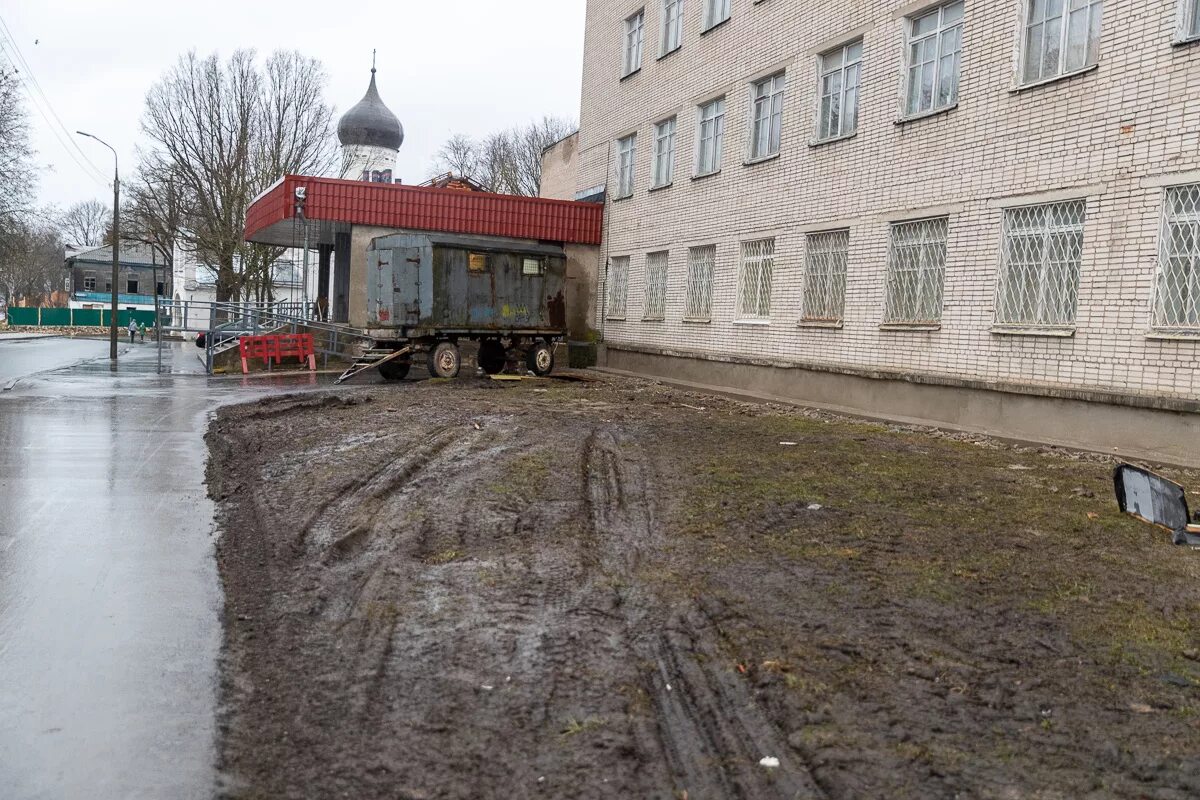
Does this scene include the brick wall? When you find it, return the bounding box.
[540,132,582,200]
[576,0,1200,400]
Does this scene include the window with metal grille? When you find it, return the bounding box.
[737,238,775,321]
[644,251,669,320]
[817,41,862,141]
[704,0,731,31]
[906,1,963,117]
[83,276,96,291]
[662,0,684,54]
[615,134,637,198]
[1187,0,1200,38]
[696,98,725,175]
[803,230,849,322]
[994,201,1086,327]
[684,245,716,321]
[653,117,676,187]
[1153,184,1200,331]
[750,73,785,160]
[1021,0,1103,85]
[608,256,630,319]
[624,10,645,76]
[883,218,948,325]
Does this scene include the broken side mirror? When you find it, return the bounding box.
[1113,464,1200,546]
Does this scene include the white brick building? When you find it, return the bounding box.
[557,0,1200,463]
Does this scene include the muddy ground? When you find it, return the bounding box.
[207,372,1200,799]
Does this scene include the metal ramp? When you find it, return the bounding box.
[336,345,412,385]
[194,302,374,374]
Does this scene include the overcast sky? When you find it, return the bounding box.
[1,0,585,213]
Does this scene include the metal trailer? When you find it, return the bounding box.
[340,232,569,383]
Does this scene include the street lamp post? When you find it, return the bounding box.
[76,131,119,362]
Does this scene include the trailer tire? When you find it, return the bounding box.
[478,340,506,375]
[427,341,461,379]
[378,360,410,381]
[526,342,554,376]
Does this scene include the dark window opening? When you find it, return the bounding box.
[127,280,139,294]
[83,277,96,291]
[156,282,165,296]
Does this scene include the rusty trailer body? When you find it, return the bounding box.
[347,232,569,382]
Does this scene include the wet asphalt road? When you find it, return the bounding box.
[0,338,328,799]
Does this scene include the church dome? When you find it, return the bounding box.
[337,69,404,151]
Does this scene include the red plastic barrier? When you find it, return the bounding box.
[240,334,316,374]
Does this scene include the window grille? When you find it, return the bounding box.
[1153,184,1200,330]
[750,73,786,160]
[644,251,669,320]
[906,1,963,117]
[696,98,725,175]
[737,238,775,320]
[994,201,1086,327]
[616,134,637,198]
[1022,0,1102,84]
[818,41,862,141]
[624,10,645,76]
[803,230,849,322]
[653,118,676,187]
[83,277,96,292]
[662,0,684,54]
[883,218,948,324]
[684,245,716,321]
[704,0,731,30]
[608,256,630,319]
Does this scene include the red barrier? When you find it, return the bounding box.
[240,334,316,374]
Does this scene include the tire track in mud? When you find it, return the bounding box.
[581,427,824,799]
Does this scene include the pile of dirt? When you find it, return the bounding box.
[207,374,1200,799]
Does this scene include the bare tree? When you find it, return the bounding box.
[139,49,337,302]
[0,217,65,308]
[58,200,111,249]
[429,116,576,197]
[0,47,35,263]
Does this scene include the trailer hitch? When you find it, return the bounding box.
[1113,464,1200,546]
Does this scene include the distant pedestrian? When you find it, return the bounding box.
[127,319,137,343]
[138,322,146,343]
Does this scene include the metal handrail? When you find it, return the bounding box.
[196,300,373,374]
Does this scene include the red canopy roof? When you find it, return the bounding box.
[245,175,603,247]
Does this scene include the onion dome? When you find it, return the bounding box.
[337,67,404,151]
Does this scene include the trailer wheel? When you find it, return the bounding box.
[378,360,410,381]
[478,340,506,375]
[526,342,554,376]
[427,341,461,379]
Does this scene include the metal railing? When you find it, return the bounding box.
[195,301,374,374]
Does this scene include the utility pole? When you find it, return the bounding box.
[77,131,119,361]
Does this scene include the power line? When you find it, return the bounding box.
[0,14,109,182]
[0,17,110,187]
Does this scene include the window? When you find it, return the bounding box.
[737,238,775,320]
[652,117,677,187]
[644,251,669,320]
[703,0,731,30]
[749,73,786,160]
[696,98,725,175]
[624,9,645,76]
[608,256,630,319]
[82,277,96,292]
[662,0,684,54]
[522,257,545,276]
[684,245,716,320]
[803,230,849,322]
[905,1,963,117]
[126,279,139,295]
[1021,0,1103,85]
[994,201,1086,327]
[1184,0,1200,39]
[616,134,637,198]
[156,281,165,296]
[817,41,862,141]
[883,217,948,325]
[1153,184,1200,331]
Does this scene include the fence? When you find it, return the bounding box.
[6,307,160,328]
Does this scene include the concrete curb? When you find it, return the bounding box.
[0,334,64,343]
